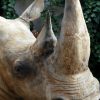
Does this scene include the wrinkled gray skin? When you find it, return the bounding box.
[0,0,100,100]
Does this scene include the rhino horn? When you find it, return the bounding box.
[33,11,57,58]
[54,0,90,74]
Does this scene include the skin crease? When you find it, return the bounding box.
[0,0,100,100]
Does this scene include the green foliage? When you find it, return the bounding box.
[42,0,64,35]
[0,0,17,19]
[49,0,64,35]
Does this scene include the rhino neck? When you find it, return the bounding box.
[47,0,90,75]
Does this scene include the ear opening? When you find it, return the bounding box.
[19,0,44,22]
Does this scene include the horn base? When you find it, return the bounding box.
[45,68,100,100]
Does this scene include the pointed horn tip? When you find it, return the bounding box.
[47,10,51,19]
[46,10,51,24]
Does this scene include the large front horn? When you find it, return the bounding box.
[33,11,57,58]
[56,0,91,74]
[19,0,44,22]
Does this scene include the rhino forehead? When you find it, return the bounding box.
[0,18,36,63]
[0,18,36,45]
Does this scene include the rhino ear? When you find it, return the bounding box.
[33,11,57,58]
[19,0,44,22]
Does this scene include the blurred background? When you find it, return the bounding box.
[0,0,100,81]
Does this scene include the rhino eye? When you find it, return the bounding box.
[13,61,33,78]
[52,98,63,100]
[15,64,30,75]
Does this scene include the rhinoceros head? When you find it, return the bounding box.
[0,0,99,100]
